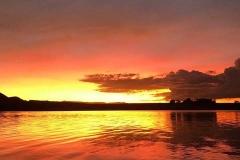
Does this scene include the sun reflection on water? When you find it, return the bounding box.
[0,111,240,159]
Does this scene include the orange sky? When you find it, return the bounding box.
[0,1,240,103]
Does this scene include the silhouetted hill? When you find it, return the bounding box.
[0,93,25,110]
[0,92,8,100]
[0,92,240,111]
[9,96,23,102]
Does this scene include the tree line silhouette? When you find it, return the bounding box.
[0,92,239,111]
[170,98,216,105]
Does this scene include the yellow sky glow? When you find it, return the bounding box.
[1,77,171,103]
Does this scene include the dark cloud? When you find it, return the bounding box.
[208,66,240,99]
[81,73,164,93]
[235,58,240,69]
[206,70,217,75]
[81,58,240,100]
[162,70,224,100]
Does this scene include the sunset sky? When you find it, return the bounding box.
[1,0,240,103]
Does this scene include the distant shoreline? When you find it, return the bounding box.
[1,92,239,111]
[1,101,240,111]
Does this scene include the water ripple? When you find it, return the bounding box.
[0,111,240,159]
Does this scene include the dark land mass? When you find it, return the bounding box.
[0,93,239,111]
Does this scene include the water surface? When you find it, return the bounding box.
[0,111,240,159]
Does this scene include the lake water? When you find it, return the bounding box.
[0,111,240,160]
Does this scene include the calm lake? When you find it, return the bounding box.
[0,111,240,160]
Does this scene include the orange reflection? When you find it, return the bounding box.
[1,111,172,142]
[217,112,240,125]
[0,111,173,159]
[1,111,240,159]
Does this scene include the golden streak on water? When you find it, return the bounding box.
[0,111,240,160]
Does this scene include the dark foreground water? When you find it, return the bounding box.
[0,111,240,160]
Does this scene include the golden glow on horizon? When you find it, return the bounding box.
[1,77,238,103]
[216,98,240,103]
[1,77,170,103]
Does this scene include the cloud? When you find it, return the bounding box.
[206,70,217,75]
[81,73,164,93]
[235,58,240,69]
[208,65,240,99]
[81,58,240,100]
[162,70,224,100]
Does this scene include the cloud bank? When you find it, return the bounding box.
[81,58,240,100]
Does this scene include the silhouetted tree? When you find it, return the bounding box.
[182,98,193,104]
[194,98,215,104]
[170,100,175,104]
